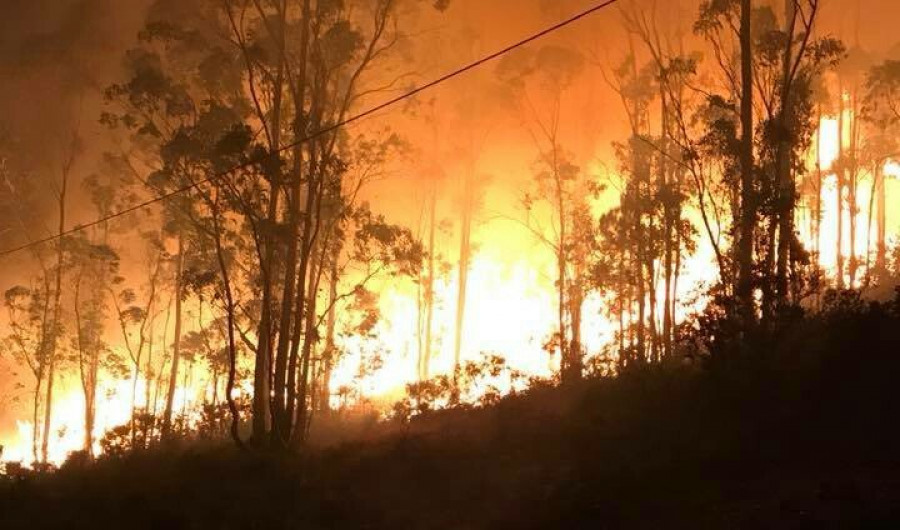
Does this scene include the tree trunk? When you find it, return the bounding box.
[319,247,340,413]
[74,275,94,456]
[421,187,437,381]
[775,0,797,307]
[453,167,474,382]
[848,90,860,288]
[210,193,244,449]
[737,0,757,326]
[292,254,320,447]
[41,352,55,463]
[162,233,185,437]
[815,109,823,265]
[876,163,887,274]
[567,263,584,380]
[554,147,574,380]
[272,0,312,448]
[250,0,289,444]
[865,163,878,285]
[647,257,659,363]
[636,230,646,362]
[836,89,846,289]
[42,154,69,463]
[617,222,627,366]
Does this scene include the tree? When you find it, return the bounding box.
[694,0,841,328]
[864,59,900,278]
[498,44,591,383]
[0,142,58,464]
[68,235,122,456]
[101,0,443,450]
[107,232,165,436]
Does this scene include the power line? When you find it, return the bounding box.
[0,0,620,259]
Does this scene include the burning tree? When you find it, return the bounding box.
[496,43,593,384]
[98,0,438,451]
[691,0,843,328]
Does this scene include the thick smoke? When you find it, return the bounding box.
[0,0,149,147]
[0,0,149,432]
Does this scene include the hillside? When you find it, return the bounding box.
[3,294,900,529]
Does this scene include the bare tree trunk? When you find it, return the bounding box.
[319,248,339,413]
[672,223,683,344]
[41,345,56,463]
[836,90,846,289]
[453,168,474,382]
[84,389,95,456]
[292,254,320,447]
[290,131,329,446]
[74,272,93,456]
[272,0,312,449]
[568,260,584,379]
[658,81,674,359]
[162,233,185,437]
[570,301,583,374]
[151,295,171,420]
[551,140,578,381]
[775,0,797,307]
[247,0,289,444]
[421,187,437,381]
[283,148,319,446]
[848,90,860,288]
[815,109,823,264]
[762,218,778,322]
[617,236,626,366]
[42,152,69,463]
[210,193,244,449]
[272,145,305,446]
[865,163,878,285]
[647,257,659,363]
[636,231,646,362]
[737,0,757,325]
[145,317,155,411]
[876,163,887,274]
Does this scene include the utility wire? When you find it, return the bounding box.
[0,0,620,259]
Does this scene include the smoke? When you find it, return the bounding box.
[0,0,149,163]
[0,0,150,433]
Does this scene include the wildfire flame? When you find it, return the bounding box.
[2,113,898,470]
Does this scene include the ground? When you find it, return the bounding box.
[2,301,900,529]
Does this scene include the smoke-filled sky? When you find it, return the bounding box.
[2,0,897,220]
[0,0,149,148]
[1,0,898,230]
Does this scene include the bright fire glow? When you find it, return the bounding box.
[1,377,202,467]
[2,112,898,471]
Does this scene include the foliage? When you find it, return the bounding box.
[392,354,526,421]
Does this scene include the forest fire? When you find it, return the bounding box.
[7,106,893,466]
[806,110,897,285]
[1,378,203,466]
[2,2,900,526]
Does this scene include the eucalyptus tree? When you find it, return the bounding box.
[497,44,591,383]
[864,59,900,278]
[104,0,445,450]
[694,0,842,325]
[68,234,123,456]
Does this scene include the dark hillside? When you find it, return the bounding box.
[3,293,900,529]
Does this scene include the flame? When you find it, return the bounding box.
[3,107,900,470]
[817,117,840,171]
[330,255,572,403]
[1,376,202,468]
[802,112,897,286]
